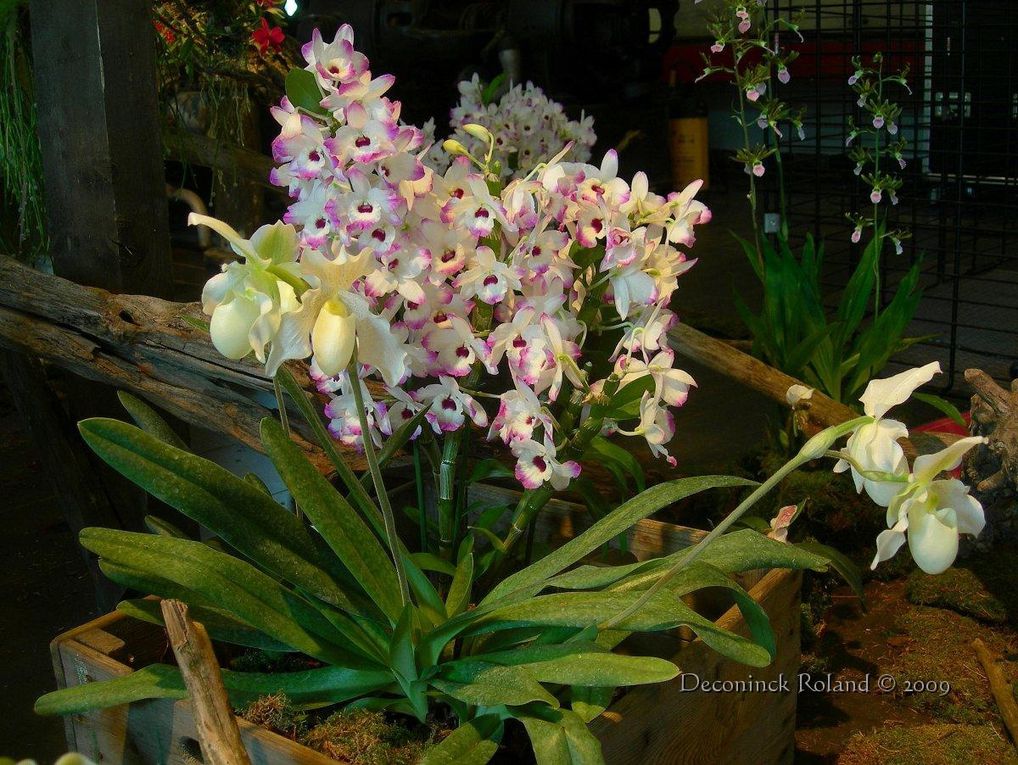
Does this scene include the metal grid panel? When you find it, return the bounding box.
[767,0,1018,390]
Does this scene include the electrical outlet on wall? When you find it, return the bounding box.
[764,213,781,234]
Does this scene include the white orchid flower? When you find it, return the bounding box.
[190,214,303,364]
[267,247,408,383]
[872,436,987,574]
[834,362,941,506]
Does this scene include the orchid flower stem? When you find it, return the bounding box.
[599,415,871,631]
[733,54,763,269]
[348,355,410,607]
[599,450,810,630]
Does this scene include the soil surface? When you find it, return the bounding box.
[795,576,1018,763]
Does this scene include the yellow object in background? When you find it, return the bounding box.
[669,116,710,191]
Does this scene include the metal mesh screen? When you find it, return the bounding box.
[767,0,1018,391]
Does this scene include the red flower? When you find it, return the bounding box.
[153,20,176,44]
[252,17,285,55]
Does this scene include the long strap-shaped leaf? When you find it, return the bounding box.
[418,714,502,765]
[260,418,403,624]
[547,529,829,592]
[482,476,756,606]
[79,419,364,614]
[448,642,678,687]
[81,528,375,667]
[432,661,559,708]
[463,588,771,667]
[517,706,606,765]
[35,662,394,716]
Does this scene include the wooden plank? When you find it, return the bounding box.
[29,0,172,296]
[591,569,802,765]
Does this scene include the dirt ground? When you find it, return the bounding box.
[795,574,1018,764]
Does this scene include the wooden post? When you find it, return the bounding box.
[24,1,176,571]
[161,599,253,765]
[29,0,173,296]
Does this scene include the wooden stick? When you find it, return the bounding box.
[161,599,252,765]
[669,322,959,459]
[973,637,1018,746]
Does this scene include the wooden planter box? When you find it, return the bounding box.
[50,504,802,765]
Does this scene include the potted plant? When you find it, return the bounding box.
[36,24,988,765]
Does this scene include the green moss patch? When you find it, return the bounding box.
[837,724,1017,765]
[906,547,1018,625]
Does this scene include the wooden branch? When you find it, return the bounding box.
[973,637,1018,746]
[161,599,252,765]
[0,254,357,472]
[164,128,285,196]
[966,368,1018,495]
[669,322,959,458]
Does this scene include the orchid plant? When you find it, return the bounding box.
[425,75,597,180]
[35,24,988,765]
[199,23,710,563]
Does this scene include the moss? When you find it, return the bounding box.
[887,606,1018,725]
[837,724,1018,765]
[301,709,439,765]
[906,548,1018,625]
[239,693,308,741]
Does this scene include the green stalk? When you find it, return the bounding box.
[598,416,871,630]
[348,355,410,606]
[272,375,302,521]
[871,58,885,319]
[733,58,763,270]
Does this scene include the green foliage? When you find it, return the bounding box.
[36,394,837,765]
[735,231,923,404]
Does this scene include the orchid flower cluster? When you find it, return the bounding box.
[426,74,596,181]
[697,0,806,180]
[822,362,986,575]
[845,53,912,254]
[193,24,711,498]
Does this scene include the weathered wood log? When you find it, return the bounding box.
[161,600,252,765]
[965,368,1018,495]
[0,255,353,472]
[669,322,958,459]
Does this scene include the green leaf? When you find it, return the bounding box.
[36,662,394,716]
[35,665,187,715]
[446,552,474,618]
[81,528,370,667]
[419,715,502,765]
[433,661,559,707]
[117,599,296,653]
[411,552,457,577]
[78,418,357,614]
[517,706,606,765]
[464,643,677,686]
[481,73,507,105]
[117,391,187,449]
[260,417,403,624]
[482,476,756,605]
[285,68,327,116]
[403,554,447,628]
[587,436,645,492]
[468,458,514,484]
[274,367,380,527]
[143,515,189,539]
[913,392,967,428]
[570,686,614,723]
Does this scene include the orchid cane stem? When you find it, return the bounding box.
[272,375,302,521]
[348,354,410,607]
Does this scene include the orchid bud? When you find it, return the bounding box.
[443,139,471,157]
[209,295,261,360]
[312,299,357,376]
[463,123,493,144]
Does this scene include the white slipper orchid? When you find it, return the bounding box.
[872,436,987,574]
[834,362,942,506]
